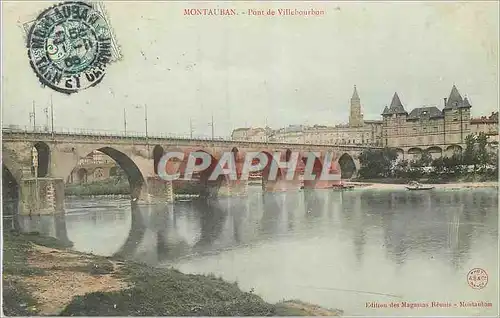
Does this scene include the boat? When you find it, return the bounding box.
[405,181,434,191]
[331,182,355,191]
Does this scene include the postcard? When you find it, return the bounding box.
[2,1,498,316]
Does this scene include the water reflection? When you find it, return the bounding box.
[4,189,496,269]
[3,188,498,315]
[4,189,497,270]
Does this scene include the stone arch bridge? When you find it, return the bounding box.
[2,130,375,214]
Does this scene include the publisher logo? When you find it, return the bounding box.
[467,268,488,289]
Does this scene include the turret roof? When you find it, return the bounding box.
[444,85,471,109]
[382,92,407,115]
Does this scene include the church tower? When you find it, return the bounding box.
[349,85,364,127]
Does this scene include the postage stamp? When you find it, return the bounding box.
[25,1,120,94]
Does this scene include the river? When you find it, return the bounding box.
[7,186,498,316]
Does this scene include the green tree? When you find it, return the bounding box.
[358,147,398,179]
[444,153,464,176]
[431,157,445,175]
[476,132,489,171]
[394,159,410,178]
[415,150,432,167]
[463,134,476,171]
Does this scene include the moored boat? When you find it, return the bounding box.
[405,181,434,191]
[331,182,355,190]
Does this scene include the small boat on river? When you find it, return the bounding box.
[331,182,355,191]
[405,181,434,191]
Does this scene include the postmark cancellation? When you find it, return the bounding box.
[24,1,121,94]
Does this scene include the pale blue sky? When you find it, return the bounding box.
[2,1,498,138]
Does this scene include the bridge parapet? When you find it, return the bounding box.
[2,128,381,152]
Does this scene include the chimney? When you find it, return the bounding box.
[444,98,447,107]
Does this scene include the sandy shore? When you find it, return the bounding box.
[346,181,498,190]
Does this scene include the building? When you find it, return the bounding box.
[470,112,499,144]
[382,85,498,160]
[231,127,271,142]
[67,150,118,184]
[231,85,498,160]
[232,86,383,146]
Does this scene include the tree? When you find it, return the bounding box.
[420,150,433,167]
[476,132,489,170]
[431,157,445,175]
[463,134,476,171]
[358,147,398,179]
[444,153,464,176]
[394,159,410,178]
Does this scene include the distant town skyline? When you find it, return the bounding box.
[2,1,498,138]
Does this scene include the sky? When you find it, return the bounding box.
[2,1,499,138]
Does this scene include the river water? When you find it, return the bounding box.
[8,186,499,316]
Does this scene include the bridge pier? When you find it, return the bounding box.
[142,177,175,203]
[217,179,248,197]
[19,178,65,215]
[262,178,303,192]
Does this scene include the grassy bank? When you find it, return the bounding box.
[65,179,204,197]
[2,232,343,316]
[65,179,130,196]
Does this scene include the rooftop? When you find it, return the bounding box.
[407,106,444,120]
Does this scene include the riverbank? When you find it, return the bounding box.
[346,181,498,190]
[2,231,343,316]
[65,179,203,197]
[65,179,129,196]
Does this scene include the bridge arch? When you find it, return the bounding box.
[180,149,226,197]
[260,150,287,188]
[76,168,88,184]
[33,141,50,177]
[2,164,20,218]
[1,151,24,183]
[152,145,164,175]
[300,151,324,175]
[338,153,356,179]
[96,147,145,199]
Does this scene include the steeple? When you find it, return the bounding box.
[351,85,360,100]
[349,85,363,127]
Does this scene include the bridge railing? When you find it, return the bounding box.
[1,125,235,141]
[2,125,381,148]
